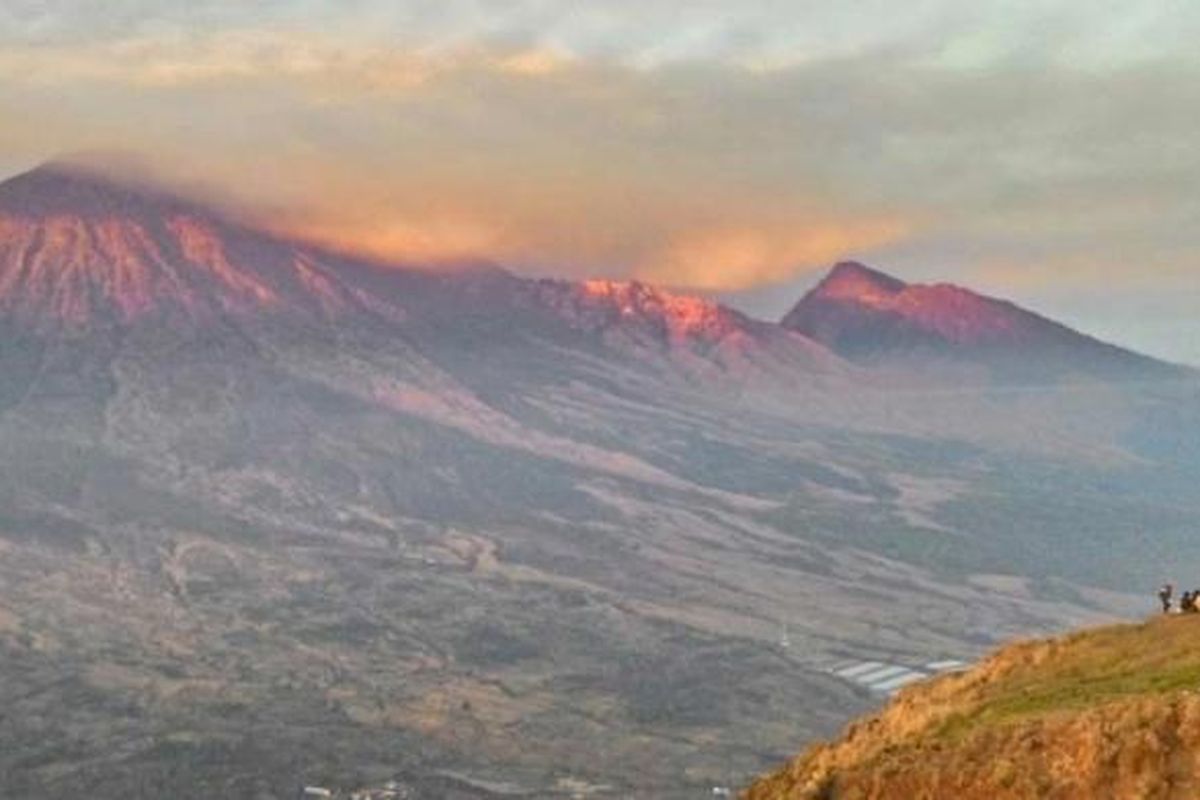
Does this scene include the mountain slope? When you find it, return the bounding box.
[523,277,844,382]
[781,261,1183,382]
[0,162,413,328]
[0,161,1198,798]
[746,615,1200,799]
[0,161,840,389]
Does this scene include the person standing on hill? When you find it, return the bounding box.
[1160,583,1174,613]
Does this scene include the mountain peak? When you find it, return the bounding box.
[0,160,205,221]
[782,262,1028,350]
[781,261,1180,382]
[0,161,379,330]
[533,278,747,342]
[814,261,908,302]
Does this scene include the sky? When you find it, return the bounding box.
[0,1,1197,363]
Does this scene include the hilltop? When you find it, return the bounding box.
[746,615,1200,799]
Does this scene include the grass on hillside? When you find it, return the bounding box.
[937,614,1200,741]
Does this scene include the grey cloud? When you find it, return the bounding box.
[5,1,1199,67]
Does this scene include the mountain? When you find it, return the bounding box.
[781,261,1183,382]
[524,277,843,382]
[0,162,839,387]
[0,161,1197,798]
[0,162,414,328]
[746,615,1200,799]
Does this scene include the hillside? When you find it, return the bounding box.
[746,615,1200,799]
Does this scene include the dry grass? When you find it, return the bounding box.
[747,615,1200,800]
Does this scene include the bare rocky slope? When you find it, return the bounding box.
[746,615,1200,800]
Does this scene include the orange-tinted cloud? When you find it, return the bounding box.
[269,205,912,291]
[284,215,509,267]
[636,219,911,290]
[0,20,1198,366]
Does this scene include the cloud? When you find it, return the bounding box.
[0,3,1198,360]
[635,219,910,291]
[6,2,1199,68]
[2,27,1197,282]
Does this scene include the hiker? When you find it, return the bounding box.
[1160,583,1174,613]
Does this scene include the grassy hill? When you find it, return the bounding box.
[746,614,1200,799]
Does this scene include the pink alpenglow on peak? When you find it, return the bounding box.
[806,261,907,306]
[781,262,1183,382]
[0,162,388,330]
[789,261,1036,345]
[572,279,743,341]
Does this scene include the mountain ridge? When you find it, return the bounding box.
[0,162,1184,384]
[0,162,849,387]
[0,164,751,332]
[782,260,1184,382]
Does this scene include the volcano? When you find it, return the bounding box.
[0,163,1184,385]
[0,161,838,384]
[781,261,1183,382]
[0,162,408,329]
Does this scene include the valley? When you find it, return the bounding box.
[0,163,1196,798]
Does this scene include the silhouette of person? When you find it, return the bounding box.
[1160,583,1174,613]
